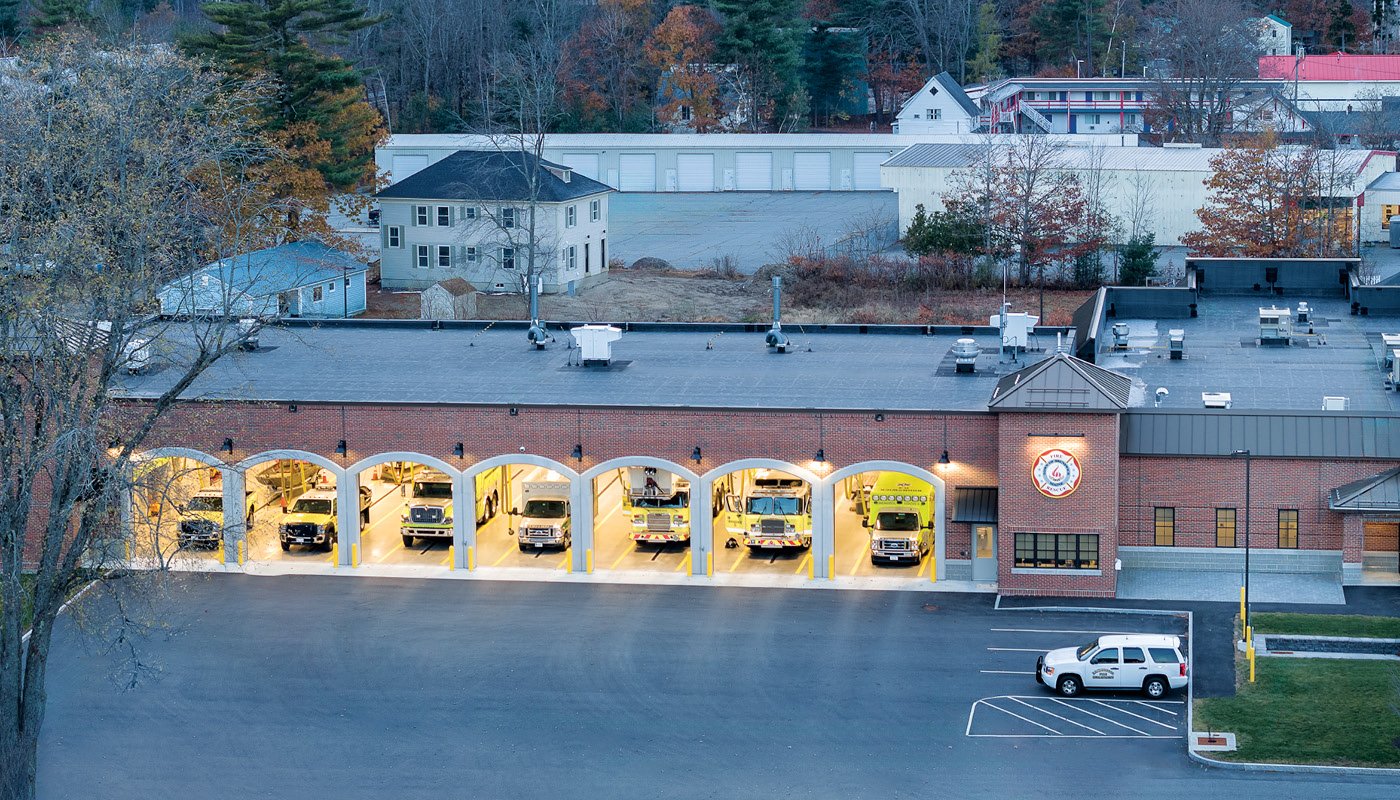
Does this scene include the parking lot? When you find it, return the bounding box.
[42,578,1398,800]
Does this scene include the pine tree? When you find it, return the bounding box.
[182,1,386,191]
[713,0,804,130]
[30,0,89,30]
[966,2,1002,84]
[0,0,22,38]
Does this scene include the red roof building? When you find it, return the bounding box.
[1260,53,1400,81]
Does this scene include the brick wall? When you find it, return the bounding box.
[996,412,1121,598]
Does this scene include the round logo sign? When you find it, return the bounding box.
[1032,449,1082,498]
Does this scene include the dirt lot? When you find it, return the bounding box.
[366,270,1092,327]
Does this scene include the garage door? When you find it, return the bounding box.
[390,154,429,182]
[793,152,831,190]
[618,153,657,191]
[562,152,600,181]
[735,152,773,190]
[853,152,887,190]
[676,153,715,191]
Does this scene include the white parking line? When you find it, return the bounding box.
[979,670,1035,675]
[1133,700,1178,716]
[970,701,1061,736]
[1055,698,1148,735]
[989,628,1149,635]
[1089,699,1178,730]
[985,647,1046,653]
[1008,697,1104,735]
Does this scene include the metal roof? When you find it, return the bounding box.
[1121,410,1400,458]
[187,242,366,297]
[952,487,998,522]
[1329,466,1400,510]
[882,142,1383,174]
[933,72,982,119]
[989,353,1135,411]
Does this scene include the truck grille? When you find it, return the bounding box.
[878,539,912,551]
[646,513,672,531]
[284,523,318,537]
[410,507,444,524]
[525,527,555,539]
[760,518,787,535]
[180,520,215,536]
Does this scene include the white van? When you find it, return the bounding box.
[1036,634,1188,698]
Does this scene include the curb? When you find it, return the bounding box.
[1188,749,1400,777]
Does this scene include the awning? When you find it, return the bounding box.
[1329,466,1400,512]
[952,487,998,523]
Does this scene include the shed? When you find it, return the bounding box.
[420,278,478,320]
[158,242,368,319]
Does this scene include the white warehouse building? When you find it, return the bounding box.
[880,143,1398,248]
[377,133,1137,193]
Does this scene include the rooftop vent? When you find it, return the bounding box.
[990,307,1038,353]
[571,325,623,366]
[1322,396,1350,411]
[124,337,151,375]
[1110,322,1130,350]
[765,275,790,353]
[1259,306,1292,346]
[952,338,978,373]
[1295,302,1311,324]
[1202,391,1233,409]
[1168,329,1185,360]
[237,318,260,352]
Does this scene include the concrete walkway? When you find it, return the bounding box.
[1117,568,1345,604]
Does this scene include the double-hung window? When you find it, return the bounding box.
[386,226,402,248]
[415,245,430,269]
[436,206,451,227]
[1215,509,1236,547]
[590,199,600,222]
[501,207,516,229]
[436,245,452,269]
[501,247,515,270]
[1278,510,1299,548]
[566,205,576,228]
[414,205,429,226]
[1153,507,1175,546]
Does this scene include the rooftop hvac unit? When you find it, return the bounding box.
[124,337,151,375]
[1391,349,1400,391]
[1259,307,1292,345]
[1110,322,1130,350]
[952,338,979,373]
[1168,329,1185,360]
[1322,396,1350,411]
[1295,302,1311,324]
[570,324,623,366]
[989,310,1039,351]
[1384,334,1400,368]
[1202,391,1233,409]
[237,318,260,351]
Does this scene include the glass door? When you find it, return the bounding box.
[972,524,997,581]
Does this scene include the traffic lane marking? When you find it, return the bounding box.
[1088,698,1177,729]
[1007,696,1104,735]
[967,695,1184,739]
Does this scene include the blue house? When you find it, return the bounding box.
[158,242,369,319]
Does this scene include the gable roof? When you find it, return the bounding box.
[989,352,1133,411]
[429,277,477,297]
[933,71,982,118]
[377,150,615,203]
[1265,13,1291,27]
[191,242,365,298]
[1329,465,1400,511]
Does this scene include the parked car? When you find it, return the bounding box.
[1036,634,1188,698]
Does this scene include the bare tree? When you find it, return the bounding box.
[901,0,977,80]
[1124,168,1157,242]
[0,38,271,800]
[1146,0,1261,142]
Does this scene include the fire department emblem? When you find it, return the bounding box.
[1032,449,1081,498]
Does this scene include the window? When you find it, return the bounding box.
[465,246,478,263]
[584,242,590,273]
[327,281,336,293]
[566,205,576,228]
[436,205,451,227]
[926,108,936,119]
[566,245,577,271]
[501,207,516,229]
[590,199,600,222]
[680,104,691,121]
[1278,509,1299,548]
[312,286,323,302]
[1215,508,1237,547]
[414,205,429,226]
[1013,533,1099,570]
[1090,648,1119,665]
[1153,507,1175,546]
[463,206,477,221]
[387,226,402,248]
[1383,204,1400,230]
[599,238,605,270]
[436,245,452,269]
[415,245,430,269]
[1148,647,1180,664]
[1121,647,1146,664]
[501,247,515,270]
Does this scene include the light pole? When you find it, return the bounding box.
[1232,449,1251,634]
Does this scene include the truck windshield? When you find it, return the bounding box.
[412,482,452,499]
[875,512,919,531]
[1075,640,1100,660]
[523,499,567,518]
[747,496,800,516]
[291,499,333,515]
[634,492,688,509]
[187,496,223,512]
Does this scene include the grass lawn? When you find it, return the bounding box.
[1196,618,1400,767]
[1250,612,1400,640]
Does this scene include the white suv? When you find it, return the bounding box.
[1036,634,1188,699]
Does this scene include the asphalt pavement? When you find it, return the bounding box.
[38,576,1400,799]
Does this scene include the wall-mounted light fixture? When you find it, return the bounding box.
[453,442,465,458]
[288,403,298,413]
[691,446,702,463]
[874,413,885,422]
[222,438,235,454]
[335,440,347,455]
[938,450,951,466]
[571,444,583,461]
[509,407,519,416]
[814,448,826,463]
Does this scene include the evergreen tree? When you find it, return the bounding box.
[1326,0,1358,49]
[1033,0,1109,75]
[802,22,863,127]
[30,0,89,30]
[1118,233,1159,285]
[182,0,386,191]
[0,0,22,38]
[713,0,804,130]
[966,2,1002,84]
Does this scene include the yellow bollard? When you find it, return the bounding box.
[1245,625,1252,648]
[351,543,359,567]
[929,557,937,583]
[449,544,455,571]
[467,545,475,571]
[217,542,226,565]
[706,551,714,577]
[124,540,131,562]
[237,540,246,565]
[331,542,339,565]
[826,554,834,580]
[1247,646,1256,683]
[586,548,594,574]
[1239,585,1246,624]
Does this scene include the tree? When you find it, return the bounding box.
[560,0,655,131]
[30,0,90,30]
[1118,233,1160,285]
[965,1,1002,83]
[713,0,804,130]
[647,5,723,130]
[903,202,987,257]
[0,37,271,800]
[1145,0,1260,142]
[901,0,977,79]
[802,21,864,127]
[182,0,387,240]
[0,0,21,39]
[1182,131,1358,257]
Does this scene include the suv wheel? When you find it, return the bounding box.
[402,534,415,548]
[1057,675,1082,697]
[280,541,290,552]
[1143,676,1168,699]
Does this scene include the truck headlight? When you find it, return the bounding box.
[401,514,409,523]
[443,516,452,525]
[784,523,795,533]
[1043,665,1054,676]
[632,515,644,524]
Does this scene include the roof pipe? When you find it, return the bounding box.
[526,274,548,349]
[765,275,789,353]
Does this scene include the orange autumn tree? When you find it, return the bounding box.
[561,0,656,131]
[647,5,723,131]
[1183,131,1358,257]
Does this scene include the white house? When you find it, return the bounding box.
[376,150,615,294]
[1254,14,1293,58]
[892,72,982,134]
[157,241,368,318]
